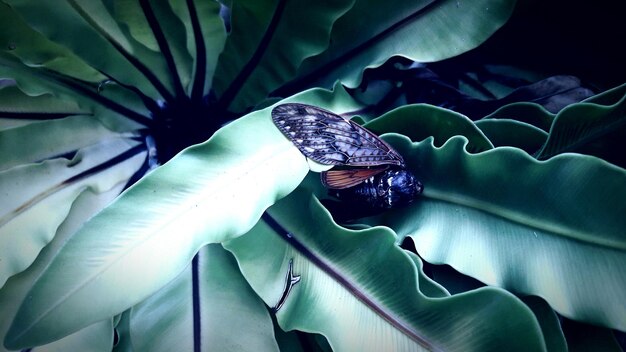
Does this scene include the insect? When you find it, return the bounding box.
[271,103,423,209]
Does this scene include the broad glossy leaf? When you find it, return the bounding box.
[0,2,103,82]
[521,296,567,352]
[129,244,278,352]
[0,89,123,170]
[0,57,151,132]
[0,138,146,288]
[225,190,546,351]
[536,83,626,166]
[474,118,547,154]
[5,0,171,100]
[364,104,493,153]
[368,135,626,331]
[2,85,362,348]
[212,0,353,112]
[483,102,554,131]
[0,185,124,351]
[28,320,113,352]
[291,0,517,90]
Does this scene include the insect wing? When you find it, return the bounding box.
[271,103,404,167]
[321,167,388,189]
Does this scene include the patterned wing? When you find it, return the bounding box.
[321,167,388,189]
[271,103,405,167]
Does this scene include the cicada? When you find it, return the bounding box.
[272,103,423,209]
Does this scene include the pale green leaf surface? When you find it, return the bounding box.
[295,0,516,89]
[29,320,113,352]
[474,118,548,154]
[225,190,546,352]
[4,84,347,347]
[4,0,167,99]
[364,104,493,153]
[0,138,145,288]
[130,244,278,352]
[370,135,626,330]
[169,0,226,94]
[213,0,353,112]
[0,185,124,352]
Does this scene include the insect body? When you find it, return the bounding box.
[272,103,423,209]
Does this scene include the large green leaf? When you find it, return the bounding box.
[364,104,493,153]
[2,108,304,348]
[536,83,626,165]
[0,138,146,288]
[4,0,173,100]
[128,244,278,352]
[2,85,362,349]
[0,185,124,352]
[367,135,626,331]
[225,189,546,351]
[212,0,353,112]
[474,118,548,154]
[0,2,103,82]
[289,0,516,91]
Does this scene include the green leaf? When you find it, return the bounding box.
[483,102,555,131]
[364,104,494,153]
[520,296,567,352]
[28,320,113,352]
[0,90,122,171]
[108,0,193,96]
[212,0,354,112]
[0,185,124,351]
[4,0,173,100]
[129,244,278,352]
[536,83,626,165]
[0,55,151,133]
[293,0,517,90]
[0,138,146,288]
[368,135,626,331]
[474,118,548,154]
[2,83,362,348]
[0,2,103,82]
[169,0,226,95]
[225,189,546,351]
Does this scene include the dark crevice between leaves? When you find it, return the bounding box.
[0,144,146,228]
[191,254,202,352]
[272,0,444,98]
[66,0,175,103]
[185,0,207,102]
[213,0,288,113]
[139,0,187,100]
[260,212,436,351]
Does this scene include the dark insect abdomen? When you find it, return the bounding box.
[330,169,423,209]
